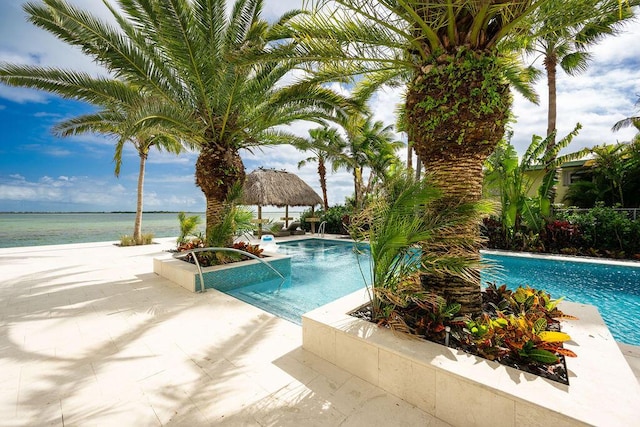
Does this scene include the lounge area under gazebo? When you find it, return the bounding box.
[242,168,323,237]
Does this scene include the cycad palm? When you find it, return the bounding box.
[0,0,350,245]
[283,0,550,313]
[297,126,346,210]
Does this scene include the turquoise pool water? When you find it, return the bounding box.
[226,239,370,324]
[221,239,640,346]
[482,253,640,346]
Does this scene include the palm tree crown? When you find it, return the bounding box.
[51,82,183,243]
[1,0,352,244]
[297,126,346,210]
[281,0,550,313]
[522,0,639,197]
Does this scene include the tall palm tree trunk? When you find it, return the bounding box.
[195,145,245,245]
[353,169,360,210]
[318,158,329,210]
[134,150,147,244]
[544,53,559,204]
[406,51,511,315]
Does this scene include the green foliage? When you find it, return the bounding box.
[484,124,587,245]
[206,182,246,248]
[413,51,510,144]
[119,233,154,246]
[563,180,604,208]
[350,172,491,321]
[233,207,255,236]
[565,140,640,208]
[300,205,352,234]
[457,284,577,367]
[177,212,202,245]
[557,203,640,255]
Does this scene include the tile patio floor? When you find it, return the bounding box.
[0,238,450,426]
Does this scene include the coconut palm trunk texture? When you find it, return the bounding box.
[406,51,511,315]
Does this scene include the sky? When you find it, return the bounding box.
[0,1,639,213]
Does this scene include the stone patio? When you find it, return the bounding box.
[0,238,449,426]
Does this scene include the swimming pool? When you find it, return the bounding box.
[226,239,370,324]
[222,239,640,346]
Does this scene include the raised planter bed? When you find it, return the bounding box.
[153,251,291,293]
[302,290,640,426]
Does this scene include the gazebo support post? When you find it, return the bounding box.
[311,206,316,234]
[285,206,289,228]
[258,205,263,238]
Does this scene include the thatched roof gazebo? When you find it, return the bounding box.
[242,168,323,236]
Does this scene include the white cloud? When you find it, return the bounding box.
[0,172,204,211]
[2,0,639,212]
[33,111,62,118]
[0,85,49,104]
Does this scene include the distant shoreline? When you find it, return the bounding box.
[0,211,204,214]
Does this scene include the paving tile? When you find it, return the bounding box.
[0,238,452,426]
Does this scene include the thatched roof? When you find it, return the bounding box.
[242,168,322,207]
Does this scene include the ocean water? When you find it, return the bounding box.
[0,210,304,248]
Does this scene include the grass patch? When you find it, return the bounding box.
[119,233,154,246]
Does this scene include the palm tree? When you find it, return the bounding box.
[52,85,183,244]
[280,0,551,314]
[362,123,403,198]
[0,0,351,245]
[333,114,400,211]
[522,0,638,202]
[296,126,346,210]
[612,97,640,143]
[350,172,490,324]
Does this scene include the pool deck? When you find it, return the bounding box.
[1,236,638,426]
[0,236,447,426]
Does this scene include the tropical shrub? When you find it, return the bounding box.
[350,172,490,325]
[539,220,582,253]
[176,239,264,268]
[557,204,640,256]
[177,212,202,245]
[232,242,264,258]
[119,233,154,246]
[300,205,352,234]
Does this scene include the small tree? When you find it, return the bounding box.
[53,86,183,245]
[484,124,588,242]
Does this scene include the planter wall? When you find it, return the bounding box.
[302,290,640,426]
[154,252,290,293]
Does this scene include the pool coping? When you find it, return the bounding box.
[481,248,640,268]
[302,290,640,426]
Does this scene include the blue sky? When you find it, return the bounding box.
[1,1,639,212]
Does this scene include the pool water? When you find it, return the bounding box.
[482,253,640,346]
[222,239,640,346]
[226,239,370,324]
